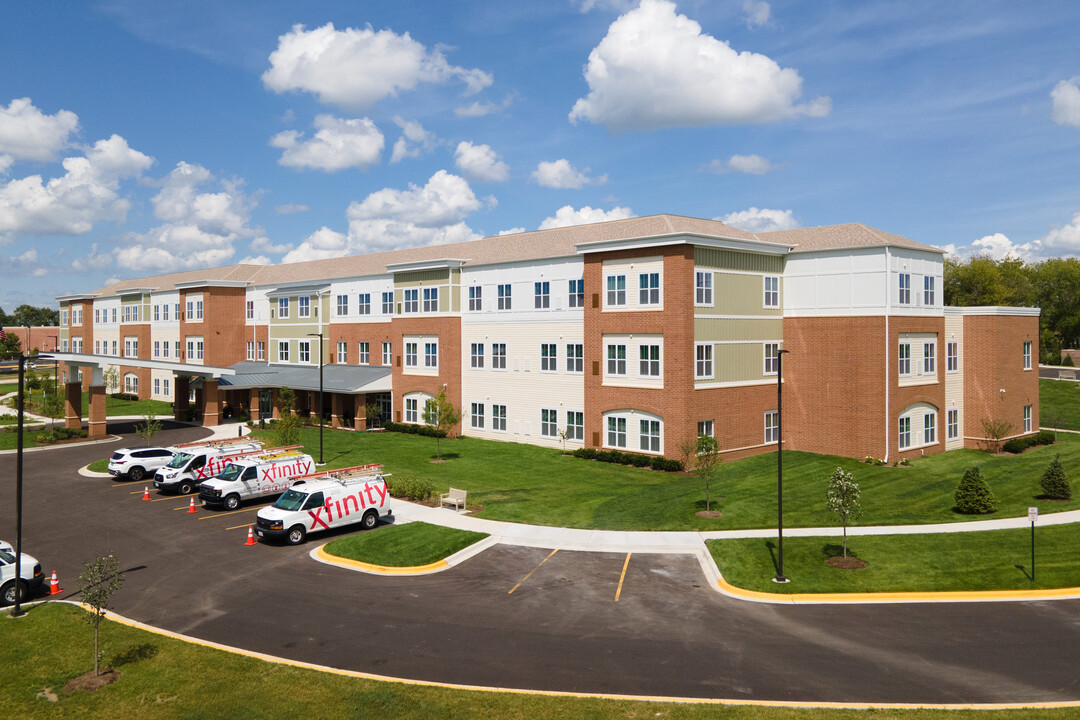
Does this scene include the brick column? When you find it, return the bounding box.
[353,394,368,431]
[64,380,83,430]
[331,393,344,428]
[271,388,281,419]
[202,379,220,427]
[88,384,107,438]
[174,376,190,421]
[249,389,260,420]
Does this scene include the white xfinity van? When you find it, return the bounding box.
[199,448,314,510]
[152,439,263,495]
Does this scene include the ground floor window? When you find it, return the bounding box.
[899,402,938,451]
[124,373,138,394]
[697,420,713,438]
[492,404,507,432]
[639,419,660,452]
[899,416,911,450]
[567,411,583,441]
[1024,404,1032,433]
[607,417,627,448]
[405,397,418,423]
[924,412,936,445]
[541,408,558,438]
[471,403,484,429]
[764,411,779,444]
[153,378,160,395]
[163,378,170,397]
[947,409,959,440]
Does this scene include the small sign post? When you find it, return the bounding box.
[1028,507,1038,583]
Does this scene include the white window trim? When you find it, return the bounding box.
[695,342,714,380]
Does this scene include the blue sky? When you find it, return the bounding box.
[2,0,1080,307]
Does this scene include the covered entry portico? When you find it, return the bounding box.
[50,353,236,437]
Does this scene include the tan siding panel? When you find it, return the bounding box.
[715,343,767,383]
[695,318,782,342]
[695,247,783,274]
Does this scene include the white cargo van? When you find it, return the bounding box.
[199,448,315,510]
[152,439,264,495]
[0,540,44,606]
[254,465,391,545]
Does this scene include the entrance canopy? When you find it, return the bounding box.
[212,361,392,394]
[50,352,236,384]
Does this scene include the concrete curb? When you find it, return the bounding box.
[77,464,112,478]
[311,533,500,576]
[0,434,122,456]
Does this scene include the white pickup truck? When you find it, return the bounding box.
[198,448,314,510]
[152,439,264,495]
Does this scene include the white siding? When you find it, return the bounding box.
[944,310,965,450]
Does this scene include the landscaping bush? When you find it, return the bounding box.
[570,447,682,472]
[1040,454,1072,500]
[1003,430,1056,454]
[386,475,436,502]
[1063,354,1076,367]
[650,457,683,472]
[109,392,140,402]
[954,466,997,514]
[33,427,86,445]
[572,447,597,460]
[382,421,447,439]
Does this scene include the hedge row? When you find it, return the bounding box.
[1003,430,1056,454]
[382,421,448,439]
[34,427,88,444]
[571,447,683,472]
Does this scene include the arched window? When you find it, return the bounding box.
[403,391,434,424]
[899,402,938,451]
[123,373,139,395]
[602,409,664,454]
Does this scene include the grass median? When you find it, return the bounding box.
[0,603,1073,719]
[708,522,1080,594]
[1040,377,1080,430]
[323,522,488,567]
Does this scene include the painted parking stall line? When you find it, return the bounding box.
[508,549,558,595]
[615,553,631,602]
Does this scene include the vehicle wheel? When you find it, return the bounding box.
[286,525,306,545]
[361,509,379,530]
[128,466,145,481]
[223,494,241,511]
[178,480,194,495]
[1,579,27,606]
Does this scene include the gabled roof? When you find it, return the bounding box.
[758,223,943,254]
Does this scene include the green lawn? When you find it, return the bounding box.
[324,522,488,567]
[87,458,110,472]
[0,604,1070,720]
[252,427,1080,531]
[708,522,1080,594]
[1040,377,1080,430]
[0,427,67,451]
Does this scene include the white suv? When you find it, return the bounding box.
[0,540,44,606]
[108,447,176,481]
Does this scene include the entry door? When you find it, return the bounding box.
[259,389,273,418]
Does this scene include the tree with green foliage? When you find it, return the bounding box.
[980,417,1013,454]
[423,385,460,460]
[135,413,162,446]
[826,467,862,558]
[5,303,60,327]
[278,386,295,413]
[955,466,997,514]
[39,390,65,430]
[78,552,125,676]
[0,331,20,360]
[274,386,301,445]
[1040,454,1071,500]
[694,434,723,513]
[101,366,120,394]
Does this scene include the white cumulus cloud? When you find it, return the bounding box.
[1039,211,1080,254]
[454,141,509,182]
[706,154,780,174]
[533,159,607,189]
[270,114,384,171]
[743,0,770,28]
[577,0,638,12]
[539,205,635,230]
[0,98,80,164]
[275,202,309,214]
[262,23,492,110]
[718,207,799,233]
[569,0,830,132]
[389,117,436,164]
[453,95,514,118]
[1051,77,1080,128]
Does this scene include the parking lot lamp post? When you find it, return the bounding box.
[306,332,324,464]
[13,353,27,616]
[774,349,790,584]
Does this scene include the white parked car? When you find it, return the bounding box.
[108,447,176,481]
[0,540,44,606]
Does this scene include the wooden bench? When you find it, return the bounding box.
[440,487,467,510]
[1060,370,1076,380]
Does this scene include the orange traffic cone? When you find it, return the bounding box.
[244,526,256,546]
[49,570,61,595]
[186,497,198,514]
[142,486,151,501]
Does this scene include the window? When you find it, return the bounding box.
[899,416,911,450]
[1025,405,1033,433]
[112,308,118,323]
[62,339,68,352]
[336,295,348,316]
[124,338,137,357]
[154,378,160,395]
[764,343,779,375]
[924,276,935,306]
[639,344,660,377]
[898,342,911,376]
[639,419,661,452]
[425,342,438,368]
[606,344,626,376]
[124,374,138,394]
[405,398,418,423]
[492,404,507,431]
[566,344,583,373]
[607,417,627,448]
[358,293,370,315]
[695,271,713,305]
[171,341,178,357]
[195,301,202,320]
[257,341,265,361]
[72,338,82,353]
[246,341,254,360]
[423,287,438,313]
[358,342,369,364]
[898,273,911,304]
[94,340,100,355]
[764,276,779,308]
[337,342,347,364]
[382,292,394,315]
[698,420,714,438]
[569,279,584,308]
[246,300,255,319]
[696,343,713,379]
[278,341,289,362]
[924,412,937,444]
[946,409,959,440]
[541,343,557,372]
[567,411,584,441]
[111,340,118,355]
[534,281,550,309]
[470,343,484,369]
[153,305,159,322]
[606,275,626,306]
[277,297,289,318]
[471,403,485,429]
[123,306,131,323]
[765,411,779,443]
[639,273,660,305]
[298,296,310,318]
[923,342,936,374]
[382,342,392,365]
[61,309,68,326]
[947,341,958,372]
[405,342,418,367]
[404,289,419,313]
[162,304,169,321]
[153,340,161,358]
[492,343,507,370]
[497,284,511,310]
[298,341,311,363]
[541,409,558,438]
[1024,341,1032,370]
[163,378,170,396]
[469,286,482,311]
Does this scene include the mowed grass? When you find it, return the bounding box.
[0,603,1073,720]
[1040,378,1080,430]
[324,522,488,567]
[709,522,1080,594]
[253,427,1080,531]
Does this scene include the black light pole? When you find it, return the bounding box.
[12,353,27,616]
[774,349,790,584]
[307,332,324,464]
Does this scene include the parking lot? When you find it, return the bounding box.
[5,423,1080,704]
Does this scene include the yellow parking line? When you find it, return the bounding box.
[152,495,190,503]
[508,549,558,595]
[226,522,255,531]
[198,507,257,521]
[614,553,631,602]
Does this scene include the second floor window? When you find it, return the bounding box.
[423,287,438,313]
[424,342,438,368]
[298,341,310,363]
[899,273,911,304]
[404,289,419,313]
[764,343,779,375]
[639,344,660,376]
[257,341,265,360]
[924,276,935,306]
[405,342,418,367]
[696,271,713,305]
[541,343,557,371]
[336,295,348,316]
[337,342,347,364]
[492,343,507,370]
[924,342,936,374]
[246,300,255,319]
[696,344,713,379]
[358,293,371,315]
[278,297,289,318]
[566,343,583,373]
[498,284,511,310]
[535,281,550,309]
[359,342,369,364]
[569,279,584,308]
[1023,341,1032,370]
[298,296,310,318]
[899,343,911,376]
[764,276,779,308]
[471,343,484,368]
[606,275,626,306]
[947,341,958,372]
[382,292,394,315]
[639,273,660,305]
[382,342,392,365]
[607,344,626,375]
[469,286,482,311]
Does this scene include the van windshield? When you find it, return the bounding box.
[274,489,307,511]
[166,452,193,469]
[216,463,244,482]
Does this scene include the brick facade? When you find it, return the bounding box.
[962,314,1039,445]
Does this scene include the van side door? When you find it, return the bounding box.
[301,491,327,532]
[240,465,259,498]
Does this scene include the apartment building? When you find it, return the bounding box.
[56,214,1040,461]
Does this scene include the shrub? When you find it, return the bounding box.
[1063,354,1076,367]
[387,475,436,502]
[955,466,997,514]
[109,392,139,402]
[573,447,597,460]
[1004,430,1056,454]
[1040,455,1071,500]
[650,457,683,472]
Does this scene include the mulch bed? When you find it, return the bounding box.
[695,510,722,518]
[826,556,868,570]
[62,668,120,693]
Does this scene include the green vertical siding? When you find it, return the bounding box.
[695,248,783,274]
